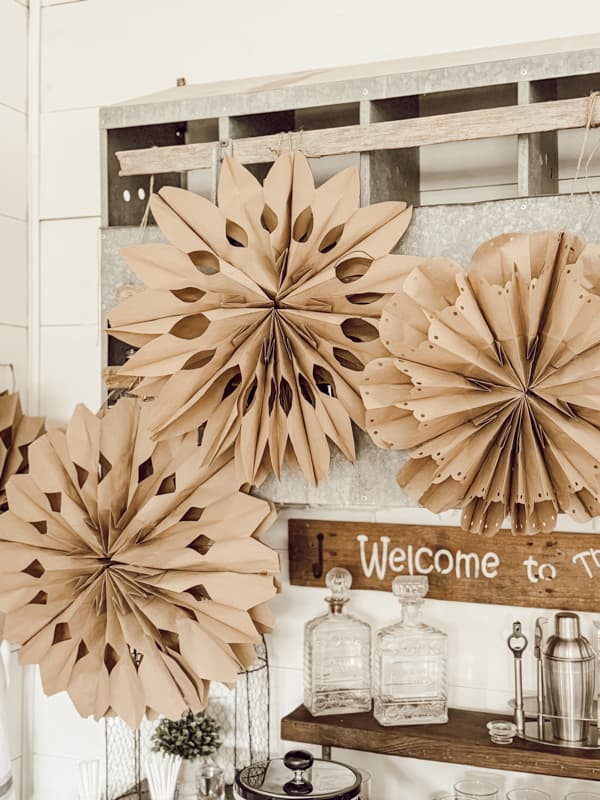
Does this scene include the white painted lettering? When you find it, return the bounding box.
[523,556,540,583]
[539,563,557,581]
[388,546,406,573]
[481,552,500,579]
[573,550,594,578]
[415,546,434,574]
[357,534,390,580]
[434,548,454,575]
[455,550,480,579]
[407,544,415,576]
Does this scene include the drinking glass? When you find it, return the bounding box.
[196,761,225,800]
[455,779,499,799]
[359,768,372,800]
[506,791,551,800]
[564,794,600,800]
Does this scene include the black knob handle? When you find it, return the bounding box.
[284,751,313,773]
[283,750,314,795]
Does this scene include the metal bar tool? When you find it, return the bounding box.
[508,621,528,734]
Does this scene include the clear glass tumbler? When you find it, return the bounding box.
[196,761,225,800]
[506,791,551,800]
[563,794,600,800]
[358,768,372,800]
[455,779,499,799]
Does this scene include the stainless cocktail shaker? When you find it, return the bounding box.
[543,612,596,742]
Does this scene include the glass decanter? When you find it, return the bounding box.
[304,567,371,716]
[373,575,448,726]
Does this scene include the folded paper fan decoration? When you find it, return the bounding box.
[0,391,45,512]
[108,151,420,485]
[361,231,600,536]
[0,397,279,728]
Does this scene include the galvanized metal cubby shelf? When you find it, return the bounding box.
[100,43,600,780]
[100,41,600,509]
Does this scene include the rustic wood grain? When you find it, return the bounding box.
[288,519,600,612]
[116,96,600,177]
[281,705,600,781]
[102,366,140,390]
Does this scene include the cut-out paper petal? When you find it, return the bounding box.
[0,397,279,727]
[108,152,416,486]
[361,231,600,536]
[0,391,45,511]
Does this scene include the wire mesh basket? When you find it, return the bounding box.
[104,638,270,799]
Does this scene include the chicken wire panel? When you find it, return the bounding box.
[105,716,156,800]
[105,639,270,796]
[235,638,270,771]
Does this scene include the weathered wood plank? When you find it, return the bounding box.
[281,705,600,781]
[288,519,600,612]
[517,80,559,197]
[360,97,420,206]
[116,96,600,177]
[103,366,139,390]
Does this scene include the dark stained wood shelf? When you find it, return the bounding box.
[281,706,600,782]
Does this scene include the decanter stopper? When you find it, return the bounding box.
[325,567,351,612]
[392,575,428,601]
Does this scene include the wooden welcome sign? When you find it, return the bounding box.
[288,520,600,612]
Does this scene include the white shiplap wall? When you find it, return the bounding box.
[0,1,29,798]
[0,0,28,402]
[15,0,600,797]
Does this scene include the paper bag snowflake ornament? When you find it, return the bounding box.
[362,231,600,536]
[0,391,45,511]
[109,152,419,485]
[0,397,279,728]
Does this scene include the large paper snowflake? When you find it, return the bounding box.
[108,152,417,485]
[0,391,45,511]
[361,231,600,535]
[0,397,279,727]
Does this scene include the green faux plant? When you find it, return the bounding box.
[151,710,222,761]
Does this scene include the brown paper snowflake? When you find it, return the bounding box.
[361,231,600,535]
[0,397,279,727]
[0,391,45,511]
[108,152,418,485]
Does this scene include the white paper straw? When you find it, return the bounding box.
[145,751,182,800]
[78,759,102,800]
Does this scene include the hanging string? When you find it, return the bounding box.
[0,363,15,394]
[267,128,321,159]
[269,131,284,157]
[570,91,600,231]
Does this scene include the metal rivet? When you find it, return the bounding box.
[362,88,368,96]
[520,67,528,76]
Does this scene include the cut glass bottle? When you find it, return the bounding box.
[374,575,448,726]
[304,567,371,716]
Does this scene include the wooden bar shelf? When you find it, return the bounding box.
[281,705,600,781]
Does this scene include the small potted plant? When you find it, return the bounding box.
[152,710,223,800]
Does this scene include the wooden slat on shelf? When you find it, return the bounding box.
[116,96,600,176]
[103,366,139,391]
[281,705,600,781]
